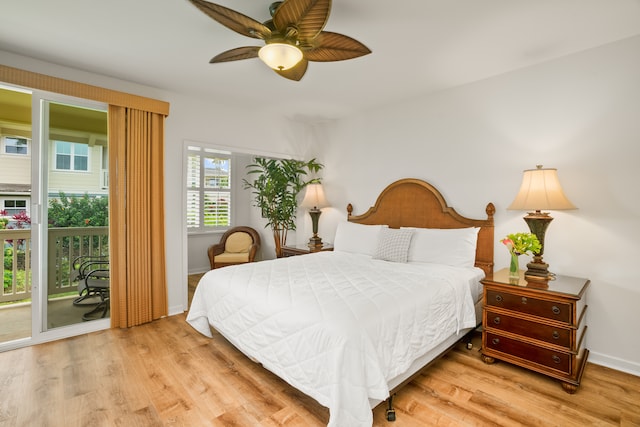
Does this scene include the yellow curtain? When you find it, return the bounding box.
[109,105,168,327]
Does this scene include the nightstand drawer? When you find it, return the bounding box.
[485,309,571,347]
[485,332,571,375]
[486,290,571,324]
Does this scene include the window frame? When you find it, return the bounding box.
[2,135,30,155]
[186,145,233,233]
[53,140,90,172]
[2,198,28,216]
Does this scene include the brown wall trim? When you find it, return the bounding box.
[0,64,170,116]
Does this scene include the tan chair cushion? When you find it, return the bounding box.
[225,232,253,253]
[214,252,250,263]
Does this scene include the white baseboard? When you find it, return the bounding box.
[589,351,640,377]
[168,304,187,317]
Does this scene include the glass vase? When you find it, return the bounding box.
[509,253,520,281]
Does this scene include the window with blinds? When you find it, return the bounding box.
[187,146,232,231]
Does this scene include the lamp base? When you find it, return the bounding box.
[307,235,323,248]
[525,260,549,277]
[523,211,555,285]
[524,260,553,287]
[307,208,323,249]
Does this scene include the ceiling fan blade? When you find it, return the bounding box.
[304,31,371,62]
[274,59,309,81]
[210,46,260,63]
[188,0,271,39]
[273,0,331,40]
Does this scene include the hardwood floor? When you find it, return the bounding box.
[0,278,639,426]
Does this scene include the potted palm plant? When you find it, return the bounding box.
[243,157,323,257]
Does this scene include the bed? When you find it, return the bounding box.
[187,178,495,426]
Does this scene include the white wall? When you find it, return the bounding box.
[316,35,640,375]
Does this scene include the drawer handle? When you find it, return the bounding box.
[492,338,500,345]
[552,355,561,364]
[552,331,560,340]
[495,294,503,302]
[493,317,501,325]
[521,297,528,304]
[552,306,561,315]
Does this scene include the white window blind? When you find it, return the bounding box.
[187,146,231,231]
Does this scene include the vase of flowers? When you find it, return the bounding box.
[508,251,519,279]
[501,232,542,281]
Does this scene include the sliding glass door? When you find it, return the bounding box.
[0,85,110,349]
[0,86,33,344]
[41,98,110,331]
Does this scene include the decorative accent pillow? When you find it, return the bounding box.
[333,222,388,256]
[401,227,480,268]
[372,228,414,263]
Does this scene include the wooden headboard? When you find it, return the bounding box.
[347,178,495,275]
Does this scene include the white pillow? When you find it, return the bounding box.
[401,227,480,268]
[373,228,414,263]
[333,222,388,256]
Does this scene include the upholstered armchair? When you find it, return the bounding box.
[207,226,261,269]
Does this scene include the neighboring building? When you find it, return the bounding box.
[0,119,108,225]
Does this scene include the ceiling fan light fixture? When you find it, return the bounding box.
[258,43,303,71]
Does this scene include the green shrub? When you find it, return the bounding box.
[48,192,109,227]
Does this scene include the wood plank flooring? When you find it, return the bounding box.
[0,280,639,426]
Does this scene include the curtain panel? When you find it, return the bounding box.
[109,106,168,327]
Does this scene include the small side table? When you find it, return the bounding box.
[481,268,590,393]
[281,243,333,257]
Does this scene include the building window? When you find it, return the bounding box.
[2,199,27,216]
[187,146,231,231]
[3,136,29,155]
[54,141,88,171]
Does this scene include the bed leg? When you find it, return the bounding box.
[465,323,481,350]
[385,394,396,422]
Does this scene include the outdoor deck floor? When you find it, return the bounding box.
[0,295,107,342]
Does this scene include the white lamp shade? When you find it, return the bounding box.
[258,43,303,71]
[300,183,329,209]
[508,165,576,211]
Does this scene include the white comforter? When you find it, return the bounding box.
[186,251,480,427]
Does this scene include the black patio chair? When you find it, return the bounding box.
[71,255,110,320]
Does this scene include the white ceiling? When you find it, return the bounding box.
[3,0,640,120]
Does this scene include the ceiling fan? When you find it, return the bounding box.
[187,0,371,81]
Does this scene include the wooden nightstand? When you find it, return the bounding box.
[281,243,334,257]
[481,268,590,393]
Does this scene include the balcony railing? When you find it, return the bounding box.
[1,229,31,303]
[1,226,108,303]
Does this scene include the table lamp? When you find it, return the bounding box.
[508,165,576,280]
[300,183,329,248]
